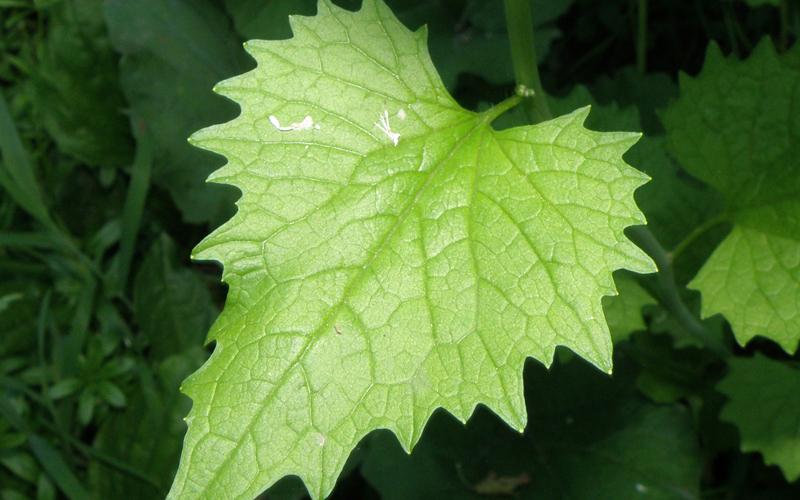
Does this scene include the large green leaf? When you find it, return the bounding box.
[718,355,800,481]
[104,0,249,224]
[169,1,653,498]
[362,358,702,499]
[662,40,800,352]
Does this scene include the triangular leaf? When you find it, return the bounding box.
[169,1,653,497]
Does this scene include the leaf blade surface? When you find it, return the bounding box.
[170,2,653,497]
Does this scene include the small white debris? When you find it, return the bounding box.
[375,110,400,146]
[515,84,536,97]
[269,114,316,132]
[314,433,326,447]
[635,483,648,494]
[397,108,407,120]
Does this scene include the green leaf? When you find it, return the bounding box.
[0,92,53,229]
[133,235,217,360]
[718,355,800,481]
[47,379,80,400]
[628,136,725,252]
[104,0,250,224]
[362,359,702,499]
[32,0,133,167]
[36,474,55,500]
[627,332,717,404]
[170,2,653,498]
[28,435,88,500]
[602,273,655,343]
[77,391,95,426]
[0,452,37,483]
[96,381,126,408]
[662,40,800,353]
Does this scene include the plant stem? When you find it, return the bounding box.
[636,0,648,74]
[503,0,551,123]
[670,213,729,262]
[483,94,523,123]
[628,226,730,358]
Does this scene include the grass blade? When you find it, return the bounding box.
[113,117,153,293]
[0,90,52,227]
[28,435,90,500]
[0,230,57,249]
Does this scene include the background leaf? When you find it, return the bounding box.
[602,273,655,343]
[362,357,702,500]
[719,355,800,481]
[663,40,800,353]
[133,235,217,359]
[104,0,249,224]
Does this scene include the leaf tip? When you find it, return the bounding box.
[573,104,593,123]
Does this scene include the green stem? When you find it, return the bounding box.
[503,0,551,123]
[670,213,729,262]
[483,94,523,124]
[636,0,648,74]
[628,226,729,358]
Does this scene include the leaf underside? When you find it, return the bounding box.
[168,1,653,498]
